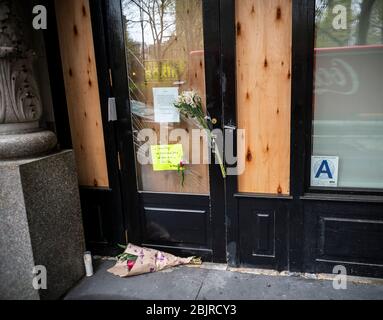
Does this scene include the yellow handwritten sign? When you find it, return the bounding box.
[151,144,183,171]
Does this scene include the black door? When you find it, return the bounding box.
[104,0,226,262]
[222,0,291,271]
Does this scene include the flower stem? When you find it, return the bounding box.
[214,144,227,179]
[206,130,226,179]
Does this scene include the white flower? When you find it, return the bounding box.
[193,94,201,106]
[184,95,193,105]
[181,91,195,107]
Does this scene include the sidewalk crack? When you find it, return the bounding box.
[194,270,209,300]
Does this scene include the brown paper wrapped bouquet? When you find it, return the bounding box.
[108,243,201,277]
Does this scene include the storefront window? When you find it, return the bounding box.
[311,0,383,189]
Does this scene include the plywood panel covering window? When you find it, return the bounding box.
[236,0,292,195]
[55,0,109,187]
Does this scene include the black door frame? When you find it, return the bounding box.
[220,0,239,267]
[101,0,227,262]
[88,0,383,277]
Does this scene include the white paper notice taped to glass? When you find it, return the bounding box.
[153,87,179,123]
[311,156,339,187]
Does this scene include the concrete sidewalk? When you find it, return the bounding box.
[64,259,383,300]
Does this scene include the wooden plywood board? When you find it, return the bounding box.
[236,0,292,194]
[55,0,109,187]
[188,50,206,109]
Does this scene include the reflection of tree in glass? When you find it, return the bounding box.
[315,0,383,47]
[124,0,176,63]
[122,0,205,104]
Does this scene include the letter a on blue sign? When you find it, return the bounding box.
[315,160,333,179]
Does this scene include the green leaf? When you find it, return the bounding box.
[117,252,139,262]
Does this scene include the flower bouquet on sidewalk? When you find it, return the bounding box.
[173,91,226,179]
[107,243,201,277]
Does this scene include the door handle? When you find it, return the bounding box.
[108,97,117,122]
[224,124,236,131]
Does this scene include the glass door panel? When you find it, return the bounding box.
[121,0,209,194]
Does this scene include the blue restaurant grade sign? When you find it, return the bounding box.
[311,156,339,187]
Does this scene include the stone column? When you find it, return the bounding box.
[0,1,85,300]
[0,0,56,159]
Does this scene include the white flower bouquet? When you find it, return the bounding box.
[174,91,226,179]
